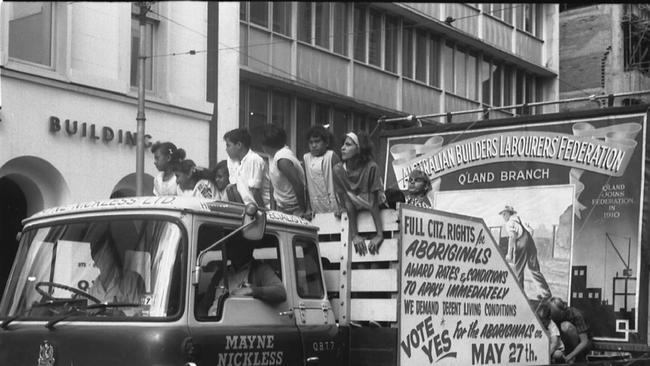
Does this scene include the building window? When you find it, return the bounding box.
[504,65,513,107]
[354,5,366,62]
[131,4,157,90]
[485,3,513,25]
[332,109,349,146]
[296,98,312,159]
[515,4,524,30]
[455,48,467,97]
[535,4,543,37]
[315,3,330,49]
[332,3,348,56]
[492,63,503,106]
[297,3,312,43]
[429,37,440,87]
[385,16,399,73]
[240,2,247,21]
[272,2,291,36]
[443,43,454,92]
[415,30,428,82]
[368,9,382,67]
[524,4,533,34]
[481,58,491,105]
[250,2,268,28]
[248,86,269,151]
[8,2,53,67]
[402,26,414,78]
[298,3,347,56]
[272,92,292,144]
[467,52,478,100]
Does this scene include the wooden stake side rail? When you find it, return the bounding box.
[312,210,400,325]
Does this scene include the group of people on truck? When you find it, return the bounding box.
[150,125,432,256]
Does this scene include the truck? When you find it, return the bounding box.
[0,106,648,366]
[0,193,555,366]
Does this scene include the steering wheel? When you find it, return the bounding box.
[35,281,102,304]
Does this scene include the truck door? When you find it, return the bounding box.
[188,222,301,366]
[291,236,341,365]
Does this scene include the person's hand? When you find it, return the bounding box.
[505,254,512,262]
[334,210,344,219]
[352,236,367,256]
[368,235,384,255]
[562,354,575,364]
[230,287,253,297]
[302,210,313,221]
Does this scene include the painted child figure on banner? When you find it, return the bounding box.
[499,205,552,300]
[333,131,386,255]
[404,169,432,208]
[151,141,182,196]
[302,125,343,219]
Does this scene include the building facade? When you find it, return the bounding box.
[0,2,559,292]
[0,2,216,292]
[559,4,650,111]
[231,2,560,157]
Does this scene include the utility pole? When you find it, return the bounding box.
[135,2,151,196]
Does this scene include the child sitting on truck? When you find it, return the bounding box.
[332,131,386,256]
[171,152,216,198]
[212,160,242,202]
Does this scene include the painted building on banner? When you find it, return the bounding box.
[0,2,220,293]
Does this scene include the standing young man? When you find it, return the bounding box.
[261,124,308,218]
[224,128,271,209]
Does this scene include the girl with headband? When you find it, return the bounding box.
[333,131,386,255]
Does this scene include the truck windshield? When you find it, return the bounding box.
[0,218,183,320]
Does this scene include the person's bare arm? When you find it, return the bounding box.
[367,191,384,254]
[277,159,307,215]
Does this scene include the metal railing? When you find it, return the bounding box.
[377,90,650,126]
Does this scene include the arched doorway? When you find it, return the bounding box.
[0,156,70,295]
[111,173,154,198]
[0,178,27,295]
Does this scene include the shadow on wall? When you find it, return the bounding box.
[111,173,154,198]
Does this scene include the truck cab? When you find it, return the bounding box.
[0,196,343,366]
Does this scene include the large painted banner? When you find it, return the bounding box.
[398,206,549,365]
[386,112,647,341]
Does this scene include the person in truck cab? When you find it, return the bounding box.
[199,234,287,317]
[88,238,145,304]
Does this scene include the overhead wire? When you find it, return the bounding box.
[147,4,529,57]
[145,4,603,125]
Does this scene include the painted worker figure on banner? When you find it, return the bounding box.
[500,205,552,300]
